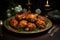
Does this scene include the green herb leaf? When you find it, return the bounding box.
[18,29,24,32]
[30,28,40,31]
[46,20,49,25]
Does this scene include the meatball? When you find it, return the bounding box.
[18,20,27,28]
[26,14,38,22]
[36,20,46,29]
[10,19,18,28]
[27,22,36,30]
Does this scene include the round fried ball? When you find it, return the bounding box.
[18,20,27,28]
[27,22,36,30]
[26,14,38,22]
[10,19,18,28]
[38,16,47,21]
[15,13,26,20]
[36,20,46,29]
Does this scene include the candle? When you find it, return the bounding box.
[45,0,50,7]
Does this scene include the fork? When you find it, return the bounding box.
[48,25,59,37]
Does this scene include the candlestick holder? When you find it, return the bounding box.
[45,0,50,7]
[44,0,52,17]
[44,0,52,12]
[26,0,32,13]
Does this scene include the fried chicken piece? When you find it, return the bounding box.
[26,14,38,22]
[10,19,18,28]
[15,11,30,20]
[36,20,46,29]
[27,22,36,30]
[38,16,47,21]
[18,20,27,28]
[15,13,26,20]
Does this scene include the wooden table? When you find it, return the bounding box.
[0,23,60,40]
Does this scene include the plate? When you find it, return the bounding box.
[4,16,52,34]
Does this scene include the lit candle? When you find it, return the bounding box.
[45,0,50,7]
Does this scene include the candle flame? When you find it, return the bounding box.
[47,0,48,5]
[45,0,50,7]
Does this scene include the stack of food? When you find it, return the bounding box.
[9,12,47,31]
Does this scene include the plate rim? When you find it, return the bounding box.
[4,16,52,34]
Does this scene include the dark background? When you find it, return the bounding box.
[0,0,60,20]
[0,0,60,40]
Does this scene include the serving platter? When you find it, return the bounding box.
[4,16,52,34]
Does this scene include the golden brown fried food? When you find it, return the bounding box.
[18,20,27,28]
[26,14,38,22]
[38,16,47,21]
[10,19,18,28]
[15,12,30,20]
[10,12,48,31]
[24,28,30,31]
[36,20,46,29]
[15,13,26,20]
[27,22,36,30]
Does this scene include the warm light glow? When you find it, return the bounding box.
[0,20,3,25]
[47,0,48,5]
[45,0,50,7]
